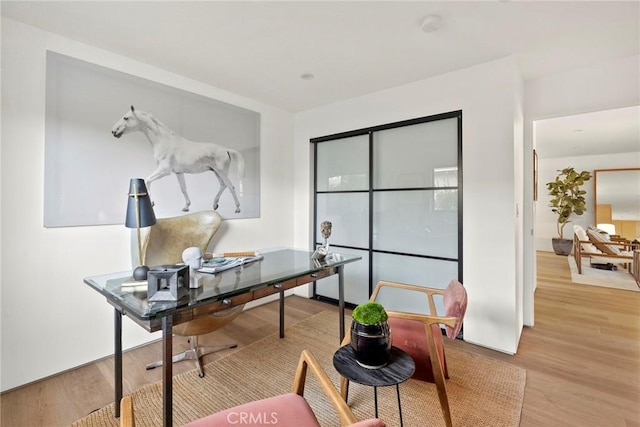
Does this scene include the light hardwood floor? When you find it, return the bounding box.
[1,251,639,426]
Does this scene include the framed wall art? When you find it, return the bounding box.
[44,51,260,227]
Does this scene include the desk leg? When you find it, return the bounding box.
[279,289,285,338]
[162,316,173,427]
[114,309,122,418]
[338,265,345,343]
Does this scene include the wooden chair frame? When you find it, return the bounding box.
[573,234,637,275]
[121,349,364,427]
[633,250,640,287]
[340,280,459,427]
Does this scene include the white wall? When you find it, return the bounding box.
[525,55,640,123]
[294,57,525,355]
[528,54,640,250]
[0,18,295,391]
[522,54,640,325]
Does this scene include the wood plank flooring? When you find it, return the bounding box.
[1,251,638,426]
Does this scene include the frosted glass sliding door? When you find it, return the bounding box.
[372,190,457,258]
[373,118,458,189]
[312,111,462,308]
[316,135,369,192]
[316,193,369,249]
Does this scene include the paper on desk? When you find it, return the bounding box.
[198,253,263,274]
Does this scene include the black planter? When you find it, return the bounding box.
[350,320,392,369]
[552,238,573,256]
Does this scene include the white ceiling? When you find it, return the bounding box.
[535,106,640,159]
[2,1,639,113]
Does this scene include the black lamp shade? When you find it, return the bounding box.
[125,178,156,228]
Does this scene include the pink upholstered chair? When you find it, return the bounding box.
[341,279,467,427]
[120,350,385,427]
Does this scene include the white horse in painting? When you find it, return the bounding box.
[111,106,245,213]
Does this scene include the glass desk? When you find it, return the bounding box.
[84,248,361,427]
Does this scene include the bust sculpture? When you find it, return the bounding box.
[320,221,332,250]
[312,221,333,261]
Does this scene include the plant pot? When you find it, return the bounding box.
[350,320,392,369]
[551,238,573,256]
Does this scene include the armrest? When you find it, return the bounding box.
[385,310,456,329]
[293,349,361,427]
[371,280,444,316]
[120,395,135,427]
[590,253,633,259]
[349,420,387,427]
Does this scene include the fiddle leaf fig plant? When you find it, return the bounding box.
[352,302,388,325]
[546,167,592,239]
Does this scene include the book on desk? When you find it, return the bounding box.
[198,253,263,274]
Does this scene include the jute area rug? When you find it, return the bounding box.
[568,256,639,292]
[73,311,526,427]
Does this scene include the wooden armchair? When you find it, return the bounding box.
[120,349,385,427]
[572,225,638,274]
[339,280,467,427]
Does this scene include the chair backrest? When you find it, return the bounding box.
[141,211,222,268]
[443,280,467,339]
[370,280,467,339]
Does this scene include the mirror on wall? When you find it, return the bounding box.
[594,168,640,241]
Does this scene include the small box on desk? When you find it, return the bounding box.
[147,265,189,302]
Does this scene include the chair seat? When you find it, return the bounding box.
[185,393,320,427]
[389,317,447,383]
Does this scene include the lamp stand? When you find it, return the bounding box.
[132,183,150,281]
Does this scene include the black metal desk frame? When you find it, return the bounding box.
[85,249,360,427]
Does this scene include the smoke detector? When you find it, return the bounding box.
[421,15,442,33]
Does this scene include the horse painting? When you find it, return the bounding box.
[111,106,245,213]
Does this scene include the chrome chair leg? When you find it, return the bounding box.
[146,335,237,378]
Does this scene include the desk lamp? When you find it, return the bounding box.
[126,178,156,280]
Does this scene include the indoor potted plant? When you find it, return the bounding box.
[546,167,592,255]
[350,301,392,369]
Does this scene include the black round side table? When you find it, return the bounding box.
[333,345,415,426]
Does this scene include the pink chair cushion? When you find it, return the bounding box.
[389,317,446,383]
[444,279,467,339]
[185,393,319,427]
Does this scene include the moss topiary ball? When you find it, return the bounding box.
[352,302,388,325]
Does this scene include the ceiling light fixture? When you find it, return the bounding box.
[301,73,314,80]
[421,15,442,33]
